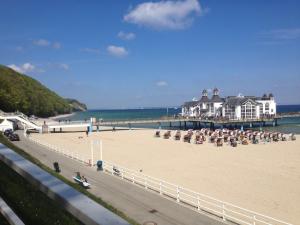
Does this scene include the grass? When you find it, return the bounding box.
[0,160,83,225]
[0,213,10,225]
[0,133,140,225]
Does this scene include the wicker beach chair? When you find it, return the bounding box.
[289,133,296,141]
[154,131,160,137]
[163,131,171,139]
[242,139,249,145]
[194,135,203,144]
[183,134,192,143]
[229,137,237,147]
[174,131,181,140]
[216,138,223,147]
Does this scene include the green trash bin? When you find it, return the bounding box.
[97,160,103,171]
[53,162,60,173]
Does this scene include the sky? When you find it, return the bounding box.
[0,0,300,109]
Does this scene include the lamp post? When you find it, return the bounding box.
[91,140,102,167]
[91,140,94,166]
[100,140,103,161]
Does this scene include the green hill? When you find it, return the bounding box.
[0,65,86,117]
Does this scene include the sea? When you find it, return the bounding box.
[60,105,300,134]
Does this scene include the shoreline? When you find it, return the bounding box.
[49,112,75,120]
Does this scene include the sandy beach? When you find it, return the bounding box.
[31,129,300,224]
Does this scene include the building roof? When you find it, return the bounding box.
[199,96,210,103]
[210,95,224,103]
[182,101,197,107]
[182,89,275,109]
[223,97,259,106]
[260,93,274,100]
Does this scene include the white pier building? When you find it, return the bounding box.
[182,88,276,120]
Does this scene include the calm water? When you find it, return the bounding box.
[61,105,300,133]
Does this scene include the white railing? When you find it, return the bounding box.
[27,136,91,166]
[0,112,41,130]
[102,161,292,225]
[26,136,293,225]
[48,120,89,125]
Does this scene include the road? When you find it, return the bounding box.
[13,131,225,225]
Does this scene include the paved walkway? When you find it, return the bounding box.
[13,132,225,225]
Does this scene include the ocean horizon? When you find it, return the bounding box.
[86,104,300,111]
[59,104,300,134]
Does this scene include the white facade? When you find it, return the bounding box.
[182,90,277,120]
[0,119,14,132]
[256,99,276,115]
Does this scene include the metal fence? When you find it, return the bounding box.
[28,137,91,166]
[102,162,292,225]
[27,136,292,225]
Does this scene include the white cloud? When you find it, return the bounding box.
[8,63,35,74]
[59,63,69,70]
[156,81,168,87]
[81,48,101,54]
[261,28,300,41]
[118,31,136,40]
[33,39,62,49]
[33,39,50,46]
[53,42,61,49]
[124,0,202,30]
[107,45,128,57]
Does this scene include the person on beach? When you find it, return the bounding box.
[76,172,81,180]
[82,175,88,183]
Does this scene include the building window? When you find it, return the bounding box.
[225,105,235,119]
[265,103,269,114]
[259,105,263,116]
[241,102,256,119]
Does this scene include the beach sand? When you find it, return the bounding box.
[31,129,300,224]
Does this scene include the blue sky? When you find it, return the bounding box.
[1,0,300,108]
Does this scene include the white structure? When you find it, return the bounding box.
[0,119,14,132]
[182,89,276,120]
[182,88,223,118]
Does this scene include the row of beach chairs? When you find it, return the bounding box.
[154,129,296,147]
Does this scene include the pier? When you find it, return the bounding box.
[0,110,281,132]
[92,116,281,131]
[34,117,283,132]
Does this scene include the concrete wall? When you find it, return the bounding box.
[0,144,129,225]
[0,119,13,132]
[0,197,24,225]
